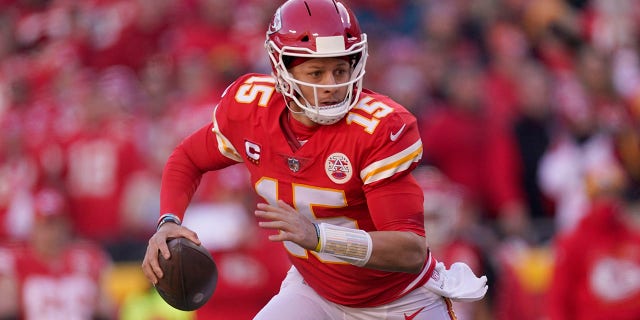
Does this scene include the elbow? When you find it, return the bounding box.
[405,241,428,274]
[367,231,429,273]
[393,234,427,274]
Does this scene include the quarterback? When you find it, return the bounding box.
[141,0,487,319]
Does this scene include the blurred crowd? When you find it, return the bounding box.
[0,0,639,319]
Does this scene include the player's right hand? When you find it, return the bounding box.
[141,223,200,285]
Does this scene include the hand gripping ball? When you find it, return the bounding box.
[155,238,218,311]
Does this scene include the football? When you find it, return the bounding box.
[155,237,218,311]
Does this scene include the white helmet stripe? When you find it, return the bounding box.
[316,36,346,53]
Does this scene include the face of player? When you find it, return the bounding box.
[32,217,71,257]
[288,57,352,115]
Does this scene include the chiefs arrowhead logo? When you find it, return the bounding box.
[267,8,282,35]
[325,152,353,184]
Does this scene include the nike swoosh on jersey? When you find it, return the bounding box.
[404,306,426,320]
[390,124,407,141]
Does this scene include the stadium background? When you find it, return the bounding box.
[1,0,639,319]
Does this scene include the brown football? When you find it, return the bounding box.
[155,237,218,311]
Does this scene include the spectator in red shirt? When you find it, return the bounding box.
[0,186,115,320]
[419,62,530,240]
[547,193,640,319]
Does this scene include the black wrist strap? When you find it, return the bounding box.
[157,214,181,231]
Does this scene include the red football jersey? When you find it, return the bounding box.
[0,241,111,320]
[547,201,640,320]
[161,73,429,307]
[62,120,145,242]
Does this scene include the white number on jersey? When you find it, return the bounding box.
[255,178,359,264]
[234,76,276,107]
[346,96,393,134]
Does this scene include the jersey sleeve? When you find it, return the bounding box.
[160,73,273,220]
[210,73,277,162]
[358,103,423,188]
[357,94,425,235]
[365,173,425,236]
[160,89,248,219]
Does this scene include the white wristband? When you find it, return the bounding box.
[317,223,372,267]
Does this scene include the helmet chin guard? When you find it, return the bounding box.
[265,0,368,125]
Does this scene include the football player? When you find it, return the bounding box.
[142,1,487,319]
[0,187,115,320]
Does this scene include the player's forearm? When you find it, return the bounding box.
[313,223,427,273]
[159,146,205,219]
[365,231,427,273]
[160,124,233,218]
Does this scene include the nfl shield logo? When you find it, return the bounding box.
[288,158,300,172]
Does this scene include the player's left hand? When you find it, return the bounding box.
[255,200,319,250]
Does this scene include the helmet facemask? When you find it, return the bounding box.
[266,35,368,125]
[265,0,368,125]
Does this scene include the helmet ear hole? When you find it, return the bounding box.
[282,56,294,68]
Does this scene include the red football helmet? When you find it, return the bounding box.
[265,0,368,125]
